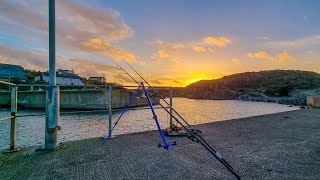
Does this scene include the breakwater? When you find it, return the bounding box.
[0,89,154,110]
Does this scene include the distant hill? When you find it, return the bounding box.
[181,70,320,104]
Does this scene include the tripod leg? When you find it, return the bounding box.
[141,83,170,152]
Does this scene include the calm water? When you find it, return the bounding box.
[0,98,299,150]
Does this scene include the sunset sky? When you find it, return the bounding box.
[0,0,320,86]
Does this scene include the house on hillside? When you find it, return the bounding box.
[0,63,26,80]
[88,77,106,83]
[35,69,84,85]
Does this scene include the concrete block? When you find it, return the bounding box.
[307,96,320,108]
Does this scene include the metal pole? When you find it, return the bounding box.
[170,87,173,129]
[108,86,112,136]
[10,86,17,150]
[49,0,56,86]
[45,0,60,149]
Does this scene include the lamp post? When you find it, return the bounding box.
[44,0,60,150]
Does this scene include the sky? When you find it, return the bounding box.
[0,0,319,87]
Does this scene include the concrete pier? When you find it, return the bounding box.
[0,109,319,179]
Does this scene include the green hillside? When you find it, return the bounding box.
[182,70,320,104]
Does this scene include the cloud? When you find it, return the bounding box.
[247,50,293,63]
[0,0,136,62]
[81,38,136,62]
[0,44,139,84]
[247,51,273,60]
[114,73,135,84]
[150,80,162,84]
[203,36,231,47]
[149,39,184,63]
[256,36,271,40]
[150,39,184,51]
[158,50,169,58]
[266,34,320,49]
[68,58,121,73]
[192,46,207,53]
[232,58,241,65]
[277,51,292,62]
[57,1,133,42]
[0,45,49,70]
[208,48,214,54]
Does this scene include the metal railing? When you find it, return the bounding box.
[0,80,17,151]
[0,82,174,151]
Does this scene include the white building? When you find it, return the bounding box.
[35,69,84,86]
[88,77,106,83]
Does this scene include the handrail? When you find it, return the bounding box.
[0,81,18,152]
[0,116,15,122]
[0,80,173,152]
[0,80,16,86]
[16,84,177,89]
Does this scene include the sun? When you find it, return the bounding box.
[186,73,211,85]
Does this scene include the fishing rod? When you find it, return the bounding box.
[99,40,241,179]
[124,60,233,157]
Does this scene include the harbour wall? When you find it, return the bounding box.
[0,89,154,110]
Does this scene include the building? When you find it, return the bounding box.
[88,77,106,83]
[0,63,26,79]
[35,69,84,85]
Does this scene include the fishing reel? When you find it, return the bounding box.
[187,134,200,142]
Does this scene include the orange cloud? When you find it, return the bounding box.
[248,51,273,60]
[158,49,169,58]
[81,38,104,50]
[81,38,136,62]
[151,39,184,51]
[277,51,292,62]
[192,46,207,53]
[150,39,183,63]
[203,36,231,47]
